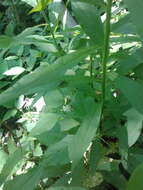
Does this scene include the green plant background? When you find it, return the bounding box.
[0,0,143,189]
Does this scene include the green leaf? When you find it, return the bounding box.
[71,0,104,46]
[2,109,17,122]
[111,14,137,35]
[44,90,64,108]
[89,142,105,174]
[0,149,8,173]
[124,0,143,39]
[0,46,95,107]
[43,135,72,166]
[124,108,143,147]
[0,146,28,186]
[59,118,79,131]
[0,26,42,49]
[21,0,37,7]
[75,0,105,7]
[127,163,143,190]
[117,126,128,162]
[116,48,143,74]
[68,100,102,168]
[29,0,52,13]
[48,186,87,190]
[0,35,14,48]
[3,166,44,190]
[37,124,65,146]
[115,76,143,114]
[30,107,59,136]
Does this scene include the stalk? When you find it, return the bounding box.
[10,0,21,27]
[41,10,65,56]
[90,56,94,88]
[101,0,112,106]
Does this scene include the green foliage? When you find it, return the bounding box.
[71,0,104,46]
[127,163,143,190]
[0,0,143,189]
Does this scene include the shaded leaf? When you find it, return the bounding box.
[0,47,95,107]
[127,163,143,190]
[3,166,44,190]
[124,108,143,147]
[0,146,28,186]
[115,76,143,114]
[0,35,14,48]
[124,0,143,39]
[68,100,102,168]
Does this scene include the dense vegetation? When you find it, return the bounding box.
[0,0,143,189]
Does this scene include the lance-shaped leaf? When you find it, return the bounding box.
[115,76,143,114]
[71,0,104,46]
[124,108,143,147]
[0,145,28,186]
[29,0,53,13]
[0,47,95,107]
[124,0,143,39]
[3,166,44,190]
[30,107,59,136]
[127,163,143,190]
[68,99,102,169]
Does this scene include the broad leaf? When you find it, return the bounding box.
[124,0,143,39]
[127,163,143,190]
[0,35,14,48]
[59,118,79,131]
[89,142,105,174]
[111,14,137,35]
[29,0,53,13]
[115,76,143,114]
[0,47,95,107]
[68,99,102,168]
[124,108,143,147]
[30,107,59,136]
[0,146,28,186]
[116,48,143,74]
[3,166,44,190]
[43,135,72,166]
[72,0,104,46]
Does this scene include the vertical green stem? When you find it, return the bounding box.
[10,0,21,27]
[41,10,65,56]
[101,0,112,106]
[90,56,94,88]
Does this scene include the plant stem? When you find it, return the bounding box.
[101,0,112,106]
[41,10,65,56]
[10,0,21,27]
[90,56,94,88]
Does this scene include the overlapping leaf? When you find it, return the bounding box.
[115,76,143,114]
[124,108,143,147]
[71,0,104,46]
[68,99,102,168]
[124,0,143,39]
[0,47,95,107]
[127,163,143,190]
